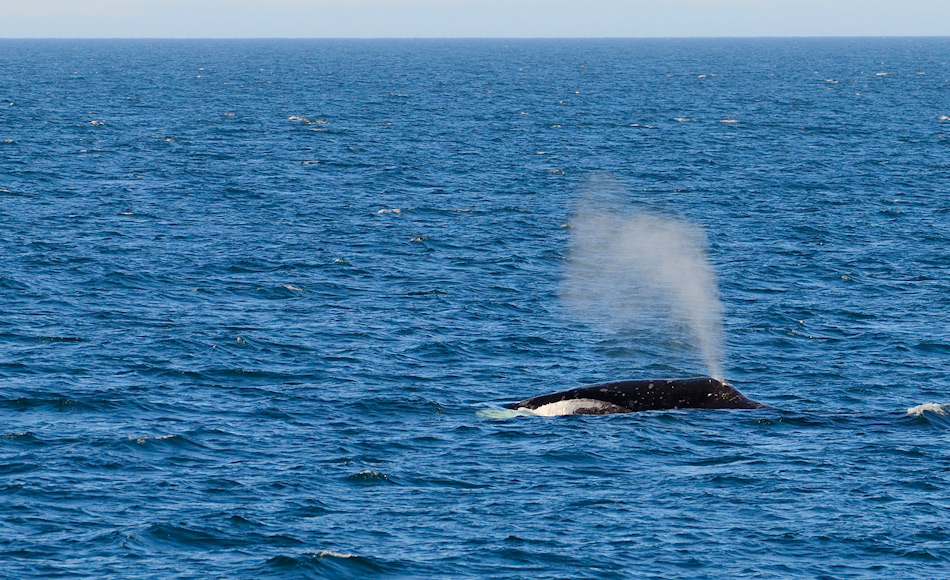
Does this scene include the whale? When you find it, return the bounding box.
[506,377,765,416]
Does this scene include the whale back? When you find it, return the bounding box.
[508,377,764,415]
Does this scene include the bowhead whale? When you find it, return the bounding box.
[507,377,764,416]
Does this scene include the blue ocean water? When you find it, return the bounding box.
[1,37,949,579]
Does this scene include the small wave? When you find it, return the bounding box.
[907,403,950,417]
[145,523,241,549]
[288,115,330,125]
[4,395,99,412]
[674,117,694,123]
[346,470,397,485]
[2,431,43,445]
[311,550,359,559]
[129,434,177,445]
[376,208,401,215]
[938,115,950,121]
[720,119,739,124]
[126,433,213,452]
[28,335,84,343]
[264,550,394,577]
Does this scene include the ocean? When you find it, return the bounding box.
[1,38,949,579]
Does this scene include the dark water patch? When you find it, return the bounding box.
[143,522,248,550]
[0,462,40,475]
[260,551,400,579]
[2,393,103,413]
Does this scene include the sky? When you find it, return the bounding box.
[1,0,949,38]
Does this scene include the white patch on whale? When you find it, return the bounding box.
[518,398,628,417]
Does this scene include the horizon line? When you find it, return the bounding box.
[2,35,949,41]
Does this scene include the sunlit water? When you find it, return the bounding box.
[2,38,950,579]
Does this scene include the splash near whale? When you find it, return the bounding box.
[507,377,764,416]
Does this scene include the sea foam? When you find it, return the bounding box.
[906,403,950,416]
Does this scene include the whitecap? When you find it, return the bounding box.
[907,403,950,417]
[347,470,394,483]
[673,117,693,123]
[938,115,950,121]
[288,115,329,125]
[719,119,739,124]
[282,284,304,292]
[377,208,401,215]
[3,432,32,439]
[130,434,175,444]
[310,550,358,559]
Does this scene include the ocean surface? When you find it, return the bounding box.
[2,38,950,579]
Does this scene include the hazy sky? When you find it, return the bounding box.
[2,0,949,38]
